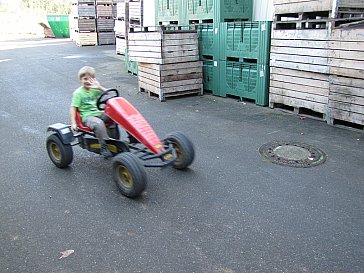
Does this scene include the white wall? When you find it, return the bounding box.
[143,0,156,26]
[253,0,274,21]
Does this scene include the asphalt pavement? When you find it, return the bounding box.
[0,37,363,273]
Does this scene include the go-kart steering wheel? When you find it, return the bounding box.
[97,88,119,110]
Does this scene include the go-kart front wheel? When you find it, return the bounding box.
[112,152,147,198]
[165,132,195,170]
[46,134,73,168]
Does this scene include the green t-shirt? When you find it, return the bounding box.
[71,87,103,121]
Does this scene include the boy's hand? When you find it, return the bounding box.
[89,78,103,90]
[71,123,78,133]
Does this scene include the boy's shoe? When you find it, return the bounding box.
[100,142,113,159]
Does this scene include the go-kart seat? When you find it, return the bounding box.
[75,111,114,133]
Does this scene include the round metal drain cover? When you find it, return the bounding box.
[259,141,326,168]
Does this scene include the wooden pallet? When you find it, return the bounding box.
[271,29,330,74]
[128,28,199,64]
[138,62,203,101]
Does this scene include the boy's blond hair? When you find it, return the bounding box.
[78,66,95,79]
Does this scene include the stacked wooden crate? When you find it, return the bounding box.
[128,27,203,101]
[96,0,115,45]
[72,0,98,46]
[114,0,129,54]
[128,0,143,28]
[328,25,364,128]
[270,0,364,126]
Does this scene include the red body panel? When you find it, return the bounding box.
[104,97,164,155]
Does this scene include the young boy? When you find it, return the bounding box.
[70,66,113,158]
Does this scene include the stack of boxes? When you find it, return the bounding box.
[128,26,203,101]
[270,0,364,127]
[72,0,98,46]
[71,0,117,45]
[114,0,129,54]
[96,0,115,45]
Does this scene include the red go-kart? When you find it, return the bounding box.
[46,89,195,198]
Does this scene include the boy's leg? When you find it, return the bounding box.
[84,116,112,158]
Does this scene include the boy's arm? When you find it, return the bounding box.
[89,78,106,92]
[70,106,78,133]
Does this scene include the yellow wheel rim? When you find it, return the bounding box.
[116,165,133,189]
[50,143,61,161]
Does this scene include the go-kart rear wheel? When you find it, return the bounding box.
[46,134,73,168]
[165,132,195,170]
[112,152,147,198]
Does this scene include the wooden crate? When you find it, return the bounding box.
[270,29,330,74]
[114,19,128,37]
[329,27,364,79]
[269,67,329,118]
[98,31,115,45]
[129,0,143,21]
[274,0,333,14]
[97,18,114,31]
[116,36,127,54]
[328,75,364,127]
[116,1,128,19]
[327,25,364,127]
[96,0,112,4]
[96,4,113,17]
[75,18,96,31]
[75,31,98,46]
[72,3,96,18]
[138,62,203,101]
[128,28,199,64]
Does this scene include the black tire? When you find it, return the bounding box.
[46,134,73,168]
[112,152,147,198]
[165,132,195,170]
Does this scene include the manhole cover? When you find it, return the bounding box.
[259,141,326,168]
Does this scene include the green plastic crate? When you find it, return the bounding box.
[220,60,269,105]
[197,23,219,58]
[125,49,138,76]
[47,15,70,38]
[187,0,214,22]
[216,0,252,22]
[156,0,181,23]
[221,21,271,64]
[203,59,221,96]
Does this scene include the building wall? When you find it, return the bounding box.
[253,0,274,21]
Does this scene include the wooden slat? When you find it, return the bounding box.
[272,29,330,40]
[270,87,328,103]
[271,46,329,57]
[328,109,364,125]
[270,76,329,95]
[269,93,327,113]
[271,67,329,81]
[329,101,364,114]
[329,49,364,61]
[330,84,364,98]
[274,0,333,14]
[329,75,364,88]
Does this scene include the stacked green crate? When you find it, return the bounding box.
[197,23,217,58]
[202,58,221,96]
[215,0,252,22]
[220,21,271,63]
[219,61,269,106]
[125,49,138,76]
[219,21,271,106]
[156,0,184,24]
[186,0,214,22]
